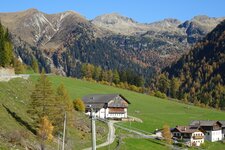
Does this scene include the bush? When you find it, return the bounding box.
[155,91,167,99]
[149,91,156,96]
[73,98,85,112]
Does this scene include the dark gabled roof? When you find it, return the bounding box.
[172,126,201,134]
[218,121,225,127]
[82,94,130,106]
[190,120,222,127]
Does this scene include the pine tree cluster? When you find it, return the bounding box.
[0,22,13,67]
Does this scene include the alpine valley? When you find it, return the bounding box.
[0,8,224,80]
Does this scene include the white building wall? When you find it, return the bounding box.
[205,130,222,142]
[211,130,222,142]
[85,107,128,119]
[124,108,127,118]
[172,131,204,147]
[99,108,105,119]
[106,108,128,119]
[190,132,204,147]
[223,129,225,139]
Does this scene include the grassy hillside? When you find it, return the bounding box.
[38,75,225,130]
[1,75,225,149]
[32,75,225,149]
[0,77,108,149]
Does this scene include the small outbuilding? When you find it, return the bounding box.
[82,94,130,119]
[171,126,204,147]
[218,121,225,140]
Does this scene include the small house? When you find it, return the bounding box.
[82,94,130,119]
[219,121,225,139]
[171,126,204,147]
[190,120,223,142]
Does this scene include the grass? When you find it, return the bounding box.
[99,128,169,150]
[31,75,225,150]
[204,141,225,150]
[188,141,225,150]
[1,75,225,149]
[0,77,108,149]
[37,75,225,131]
[0,78,41,149]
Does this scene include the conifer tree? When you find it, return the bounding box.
[158,74,170,94]
[29,72,55,126]
[93,66,102,81]
[108,70,113,83]
[0,23,13,67]
[101,70,108,81]
[13,58,25,74]
[32,57,39,73]
[113,69,120,84]
[170,77,180,98]
[54,83,73,132]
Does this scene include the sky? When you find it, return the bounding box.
[1,0,225,23]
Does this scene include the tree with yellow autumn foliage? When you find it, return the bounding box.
[73,98,85,112]
[38,116,54,150]
[162,124,172,145]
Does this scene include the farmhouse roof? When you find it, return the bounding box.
[173,126,201,134]
[82,94,130,109]
[219,121,225,127]
[190,120,222,127]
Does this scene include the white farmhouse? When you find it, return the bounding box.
[190,121,223,142]
[82,94,130,119]
[171,126,204,147]
[218,121,225,139]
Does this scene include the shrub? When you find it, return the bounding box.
[155,91,167,99]
[73,98,85,112]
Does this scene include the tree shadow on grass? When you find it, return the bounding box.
[146,138,166,147]
[2,104,36,135]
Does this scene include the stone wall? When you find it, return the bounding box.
[0,67,29,82]
[0,74,30,82]
[0,67,15,75]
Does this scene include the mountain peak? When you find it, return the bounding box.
[192,15,210,21]
[104,13,122,17]
[163,18,181,24]
[150,18,181,26]
[63,10,82,16]
[92,13,137,25]
[24,8,39,13]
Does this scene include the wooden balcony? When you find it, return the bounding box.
[193,136,204,139]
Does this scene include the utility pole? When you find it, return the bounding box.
[91,107,96,150]
[57,134,60,150]
[62,112,66,150]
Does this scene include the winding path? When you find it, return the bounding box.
[83,118,183,150]
[83,121,116,150]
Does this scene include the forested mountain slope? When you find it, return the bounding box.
[156,20,225,109]
[0,9,224,79]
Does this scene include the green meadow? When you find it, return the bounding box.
[1,75,225,149]
[41,75,225,149]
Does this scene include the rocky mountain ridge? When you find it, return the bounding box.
[0,9,224,79]
[0,9,107,49]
